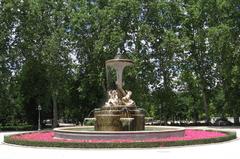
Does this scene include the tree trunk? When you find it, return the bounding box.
[191,97,198,124]
[193,107,198,124]
[234,116,239,125]
[202,88,210,124]
[52,92,58,128]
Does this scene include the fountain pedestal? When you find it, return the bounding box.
[93,53,145,131]
[95,106,145,131]
[95,114,122,131]
[120,118,134,131]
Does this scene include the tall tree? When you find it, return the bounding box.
[181,0,217,123]
[0,0,24,125]
[207,0,240,124]
[139,0,184,122]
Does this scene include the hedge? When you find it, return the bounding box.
[0,125,33,131]
[4,130,236,148]
[83,118,96,126]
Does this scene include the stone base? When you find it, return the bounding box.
[54,126,185,140]
[95,115,122,131]
[94,105,145,131]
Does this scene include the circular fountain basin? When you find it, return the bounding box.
[54,126,185,141]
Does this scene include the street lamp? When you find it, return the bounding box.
[159,104,162,125]
[37,104,42,131]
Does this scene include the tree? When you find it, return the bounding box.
[138,0,184,122]
[0,0,24,125]
[180,0,217,124]
[19,59,50,126]
[1,0,240,127]
[207,0,240,124]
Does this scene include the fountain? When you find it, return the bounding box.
[54,53,185,141]
[94,53,145,131]
[4,52,235,149]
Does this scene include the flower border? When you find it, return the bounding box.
[4,130,236,148]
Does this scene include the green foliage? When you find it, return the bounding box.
[0,124,33,131]
[83,118,96,126]
[0,0,239,125]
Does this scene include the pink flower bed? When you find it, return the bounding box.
[12,129,226,143]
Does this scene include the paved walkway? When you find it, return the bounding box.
[1,127,240,159]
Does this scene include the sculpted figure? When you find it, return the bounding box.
[122,90,135,107]
[105,90,119,106]
[105,81,136,107]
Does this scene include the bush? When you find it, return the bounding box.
[4,130,236,148]
[145,117,154,125]
[0,125,33,131]
[83,118,96,126]
[214,118,233,126]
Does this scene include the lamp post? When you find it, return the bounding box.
[159,104,162,125]
[37,104,42,131]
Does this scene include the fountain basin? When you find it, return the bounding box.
[54,126,185,140]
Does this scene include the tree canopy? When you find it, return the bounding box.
[0,0,239,127]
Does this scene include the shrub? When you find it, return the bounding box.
[83,118,96,126]
[0,125,33,131]
[145,117,154,125]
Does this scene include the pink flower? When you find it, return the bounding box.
[11,129,226,143]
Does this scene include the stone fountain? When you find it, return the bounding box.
[94,54,145,131]
[54,53,185,141]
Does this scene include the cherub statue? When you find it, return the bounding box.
[105,82,135,107]
[122,90,135,107]
[105,90,120,106]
